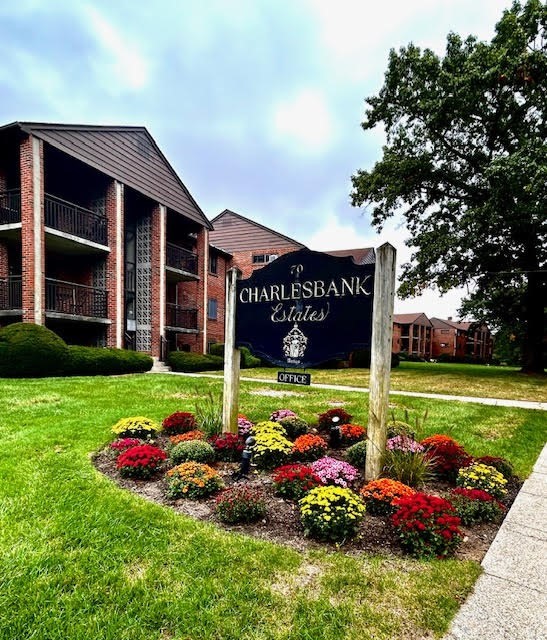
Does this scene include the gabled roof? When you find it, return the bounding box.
[210,209,306,253]
[324,248,375,265]
[431,317,471,331]
[393,312,433,326]
[2,121,212,229]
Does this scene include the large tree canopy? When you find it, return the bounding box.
[351,0,546,373]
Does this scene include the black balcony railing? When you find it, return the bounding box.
[166,303,198,330]
[0,190,21,225]
[45,194,107,245]
[0,276,22,310]
[46,278,108,318]
[166,243,198,275]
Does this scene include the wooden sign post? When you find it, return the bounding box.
[222,267,241,434]
[365,243,397,481]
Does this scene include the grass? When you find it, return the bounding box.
[0,373,545,639]
[234,361,547,402]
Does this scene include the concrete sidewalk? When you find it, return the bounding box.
[157,371,547,411]
[445,443,547,640]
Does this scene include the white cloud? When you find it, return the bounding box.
[305,213,468,319]
[272,89,335,152]
[81,5,148,91]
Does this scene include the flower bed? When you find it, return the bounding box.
[94,407,521,562]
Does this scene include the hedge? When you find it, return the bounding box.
[167,351,223,372]
[65,346,153,376]
[0,323,69,377]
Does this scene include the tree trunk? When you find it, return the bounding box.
[521,271,546,374]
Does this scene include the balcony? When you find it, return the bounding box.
[0,276,22,312]
[45,194,107,246]
[166,243,198,281]
[0,190,21,225]
[45,278,108,319]
[165,303,198,331]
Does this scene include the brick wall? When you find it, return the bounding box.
[20,135,44,324]
[105,180,123,347]
[229,246,297,279]
[206,252,229,346]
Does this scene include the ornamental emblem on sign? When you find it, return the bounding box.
[283,323,308,360]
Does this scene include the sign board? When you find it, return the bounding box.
[236,249,375,368]
[277,371,311,386]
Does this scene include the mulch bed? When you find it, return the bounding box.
[93,439,521,562]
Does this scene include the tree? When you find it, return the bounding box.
[351,0,546,373]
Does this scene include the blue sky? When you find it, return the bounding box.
[0,0,512,317]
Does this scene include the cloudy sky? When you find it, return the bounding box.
[0,0,512,318]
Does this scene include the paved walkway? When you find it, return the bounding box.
[158,371,547,411]
[445,443,547,640]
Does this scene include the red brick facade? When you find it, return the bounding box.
[20,135,44,325]
[229,246,298,279]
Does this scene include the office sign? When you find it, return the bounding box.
[236,249,374,368]
[277,371,311,385]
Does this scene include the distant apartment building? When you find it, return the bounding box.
[431,317,493,362]
[392,313,433,359]
[0,121,216,358]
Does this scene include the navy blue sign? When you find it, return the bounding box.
[236,249,375,368]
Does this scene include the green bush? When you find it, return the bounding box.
[65,346,152,376]
[346,441,367,469]
[170,440,216,465]
[208,343,261,368]
[0,322,69,377]
[279,416,308,439]
[168,351,223,372]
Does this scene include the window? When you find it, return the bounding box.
[252,253,278,264]
[208,253,218,274]
[441,329,449,334]
[207,298,218,320]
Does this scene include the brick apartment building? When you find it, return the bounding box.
[431,317,493,362]
[392,313,433,359]
[0,121,215,358]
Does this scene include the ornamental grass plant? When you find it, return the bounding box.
[381,448,436,487]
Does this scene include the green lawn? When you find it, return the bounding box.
[0,374,545,639]
[233,361,547,403]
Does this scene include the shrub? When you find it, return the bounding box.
[360,478,416,515]
[299,486,365,542]
[311,457,359,488]
[167,351,223,372]
[194,390,223,437]
[270,409,297,422]
[421,434,472,482]
[0,322,69,377]
[450,488,506,525]
[474,456,514,480]
[237,414,254,437]
[318,407,352,429]
[209,433,245,462]
[214,486,267,524]
[341,423,366,445]
[169,430,205,445]
[272,464,323,501]
[166,462,223,499]
[116,444,167,479]
[382,449,435,487]
[111,416,160,440]
[391,492,463,558]
[162,411,197,435]
[109,438,142,456]
[65,346,152,375]
[456,463,508,499]
[387,420,416,440]
[170,440,216,465]
[292,434,328,462]
[252,429,293,470]
[278,416,308,439]
[346,441,367,469]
